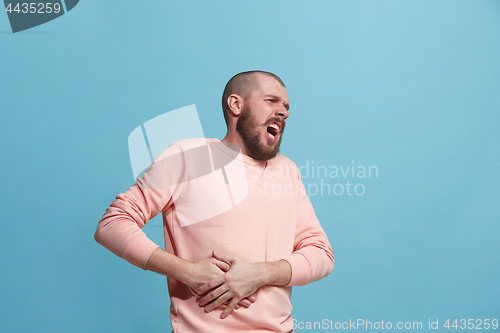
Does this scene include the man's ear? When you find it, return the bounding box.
[227,94,244,117]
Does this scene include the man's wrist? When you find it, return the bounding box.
[145,248,194,286]
[256,259,292,287]
[177,260,196,286]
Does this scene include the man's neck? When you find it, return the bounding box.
[221,131,248,156]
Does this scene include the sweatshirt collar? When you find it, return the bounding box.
[211,138,268,168]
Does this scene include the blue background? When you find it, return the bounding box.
[1,0,499,332]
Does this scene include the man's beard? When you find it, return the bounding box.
[236,104,284,161]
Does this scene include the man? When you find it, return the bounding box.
[95,71,334,332]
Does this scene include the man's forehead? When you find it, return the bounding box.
[254,74,288,99]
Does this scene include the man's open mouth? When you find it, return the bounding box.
[266,123,280,140]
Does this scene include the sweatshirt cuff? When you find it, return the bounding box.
[283,252,311,287]
[122,233,160,270]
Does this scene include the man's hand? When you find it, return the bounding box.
[184,257,230,292]
[144,248,254,314]
[197,251,281,319]
[185,256,256,312]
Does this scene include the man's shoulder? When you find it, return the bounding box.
[153,138,213,162]
[271,153,299,171]
[272,152,295,164]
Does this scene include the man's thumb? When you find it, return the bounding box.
[213,251,233,264]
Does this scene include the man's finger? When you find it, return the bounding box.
[238,299,251,308]
[213,258,230,272]
[197,276,224,295]
[198,285,228,306]
[212,251,236,265]
[204,292,231,313]
[221,297,240,319]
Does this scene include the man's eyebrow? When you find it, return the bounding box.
[265,95,290,111]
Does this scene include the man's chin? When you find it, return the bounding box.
[258,142,281,161]
[244,143,279,161]
[237,119,282,160]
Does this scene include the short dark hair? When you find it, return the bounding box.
[221,70,286,126]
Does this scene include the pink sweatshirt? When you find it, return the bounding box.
[95,138,334,332]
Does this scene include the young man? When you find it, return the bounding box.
[95,71,334,332]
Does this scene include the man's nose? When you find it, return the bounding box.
[276,104,289,120]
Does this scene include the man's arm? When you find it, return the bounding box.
[94,153,230,287]
[144,248,230,291]
[94,157,172,269]
[94,151,255,311]
[280,162,334,287]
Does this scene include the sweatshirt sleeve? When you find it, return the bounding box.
[284,164,334,287]
[94,158,173,270]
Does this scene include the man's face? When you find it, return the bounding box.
[236,75,290,161]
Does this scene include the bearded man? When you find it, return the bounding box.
[94,70,334,333]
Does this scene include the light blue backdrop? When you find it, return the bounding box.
[1,1,499,332]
